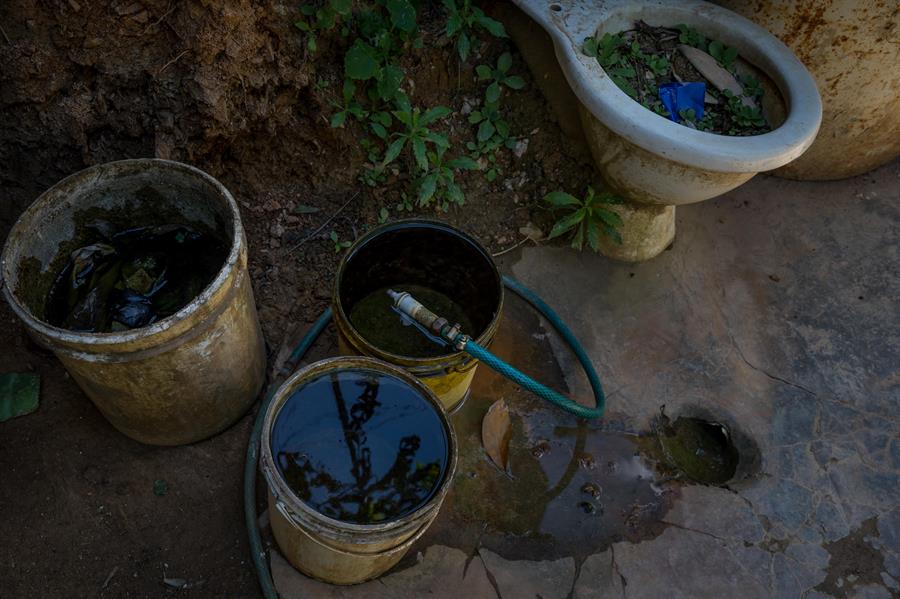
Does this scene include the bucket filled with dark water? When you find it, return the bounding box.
[0,159,265,445]
[260,356,457,585]
[333,220,503,412]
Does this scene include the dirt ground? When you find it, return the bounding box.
[0,1,594,597]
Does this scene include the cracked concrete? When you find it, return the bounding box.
[502,161,899,598]
[269,163,898,597]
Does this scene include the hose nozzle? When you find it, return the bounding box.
[387,289,450,336]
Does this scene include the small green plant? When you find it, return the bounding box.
[628,40,646,61]
[643,99,670,117]
[330,230,352,253]
[359,138,389,187]
[345,39,405,102]
[329,80,367,128]
[723,90,766,129]
[468,101,509,146]
[582,33,637,98]
[678,107,698,126]
[343,1,419,102]
[730,103,766,128]
[697,110,716,132]
[381,94,451,171]
[476,52,525,103]
[366,110,393,140]
[466,100,516,181]
[707,40,738,71]
[395,192,414,213]
[378,207,390,224]
[646,53,669,77]
[544,187,625,250]
[416,146,479,210]
[295,0,353,52]
[741,74,763,99]
[676,24,706,49]
[443,0,507,62]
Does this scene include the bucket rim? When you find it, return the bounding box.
[260,356,458,540]
[332,218,504,367]
[0,158,244,347]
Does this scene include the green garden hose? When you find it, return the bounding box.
[244,276,606,598]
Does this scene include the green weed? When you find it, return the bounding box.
[582,33,637,98]
[330,230,352,252]
[416,146,480,211]
[544,187,625,250]
[443,0,507,62]
[476,52,525,103]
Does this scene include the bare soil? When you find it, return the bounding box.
[0,1,593,597]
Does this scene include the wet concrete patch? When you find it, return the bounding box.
[815,518,889,598]
[413,292,676,563]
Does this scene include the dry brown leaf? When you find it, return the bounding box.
[518,222,545,242]
[482,399,512,472]
[677,45,756,109]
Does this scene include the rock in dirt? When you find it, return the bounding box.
[513,138,529,158]
[519,222,545,242]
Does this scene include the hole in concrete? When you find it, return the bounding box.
[550,4,562,12]
[640,406,761,486]
[658,417,738,485]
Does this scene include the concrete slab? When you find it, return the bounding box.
[505,161,899,597]
[270,161,898,598]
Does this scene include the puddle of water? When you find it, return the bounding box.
[417,293,675,561]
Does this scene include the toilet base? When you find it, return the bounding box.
[596,201,675,263]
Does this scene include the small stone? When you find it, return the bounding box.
[270,222,285,238]
[531,440,550,458]
[577,453,597,470]
[513,138,529,158]
[581,482,602,499]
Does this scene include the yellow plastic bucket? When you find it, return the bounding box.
[260,356,457,585]
[0,159,266,445]
[332,220,503,412]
